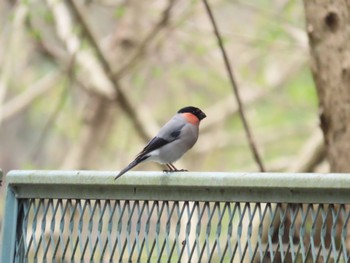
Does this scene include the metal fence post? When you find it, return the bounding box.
[0,186,19,263]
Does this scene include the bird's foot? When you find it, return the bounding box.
[163,168,188,173]
[163,169,174,173]
[164,163,188,173]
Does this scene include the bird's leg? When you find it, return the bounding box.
[163,163,175,173]
[169,163,188,172]
[169,163,178,171]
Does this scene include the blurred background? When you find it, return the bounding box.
[0,0,321,236]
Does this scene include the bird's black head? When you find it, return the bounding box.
[178,106,207,120]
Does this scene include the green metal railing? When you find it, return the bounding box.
[1,171,350,262]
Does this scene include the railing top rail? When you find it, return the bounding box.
[5,170,350,203]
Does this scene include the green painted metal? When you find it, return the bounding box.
[1,170,350,262]
[0,186,19,263]
[6,170,350,203]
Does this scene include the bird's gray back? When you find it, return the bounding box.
[156,114,187,141]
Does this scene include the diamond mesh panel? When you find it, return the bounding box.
[14,199,350,262]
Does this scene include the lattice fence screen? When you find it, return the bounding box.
[14,199,350,262]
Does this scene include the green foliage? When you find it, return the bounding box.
[28,27,42,41]
[114,6,126,19]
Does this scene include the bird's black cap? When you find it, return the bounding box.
[178,106,206,120]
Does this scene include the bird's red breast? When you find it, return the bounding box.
[182,112,200,125]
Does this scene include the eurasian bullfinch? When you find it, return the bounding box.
[115,106,206,180]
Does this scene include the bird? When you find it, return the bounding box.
[115,106,206,180]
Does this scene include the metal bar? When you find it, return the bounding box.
[6,170,350,203]
[0,186,19,263]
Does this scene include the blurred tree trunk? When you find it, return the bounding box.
[303,0,350,255]
[303,0,350,172]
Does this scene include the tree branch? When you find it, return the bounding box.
[46,0,116,98]
[66,0,168,142]
[288,129,326,173]
[0,4,28,128]
[202,0,265,172]
[1,71,62,123]
[114,0,176,78]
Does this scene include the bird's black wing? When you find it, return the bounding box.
[137,137,171,157]
[137,129,182,158]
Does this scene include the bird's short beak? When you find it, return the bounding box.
[200,112,207,120]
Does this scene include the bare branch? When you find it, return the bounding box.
[288,129,326,173]
[0,4,28,127]
[114,0,176,78]
[66,0,164,142]
[46,0,116,98]
[202,0,265,172]
[1,71,62,122]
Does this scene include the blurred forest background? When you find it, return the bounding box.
[0,0,322,236]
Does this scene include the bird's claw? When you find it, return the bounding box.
[163,169,188,173]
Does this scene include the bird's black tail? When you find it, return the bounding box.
[115,155,149,180]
